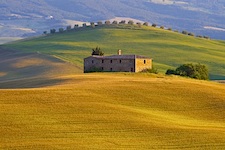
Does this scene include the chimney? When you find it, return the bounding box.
[118,49,122,55]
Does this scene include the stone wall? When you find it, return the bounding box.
[135,58,152,72]
[84,56,152,73]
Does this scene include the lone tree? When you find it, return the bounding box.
[66,25,72,31]
[143,22,149,26]
[136,22,142,28]
[160,26,164,29]
[128,20,134,25]
[90,22,95,28]
[182,30,188,35]
[83,23,87,27]
[92,46,104,56]
[166,63,209,80]
[97,21,103,26]
[50,29,56,34]
[119,20,126,24]
[152,23,157,27]
[112,20,118,24]
[74,24,79,29]
[43,31,47,35]
[105,20,111,25]
[59,28,64,33]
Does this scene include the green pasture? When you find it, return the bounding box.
[3,25,225,79]
[1,73,225,149]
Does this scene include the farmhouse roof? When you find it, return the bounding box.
[87,55,151,59]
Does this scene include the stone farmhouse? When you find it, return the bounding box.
[84,50,152,73]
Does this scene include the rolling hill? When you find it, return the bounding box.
[0,47,81,88]
[1,24,225,149]
[3,24,225,80]
[1,0,225,40]
[1,73,225,149]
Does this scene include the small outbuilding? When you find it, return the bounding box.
[84,50,152,73]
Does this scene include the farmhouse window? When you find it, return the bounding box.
[111,60,113,63]
[131,68,133,72]
[102,60,104,63]
[92,60,94,63]
[102,67,104,71]
[120,60,122,63]
[144,60,146,64]
[110,68,113,71]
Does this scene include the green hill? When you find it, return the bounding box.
[3,25,225,79]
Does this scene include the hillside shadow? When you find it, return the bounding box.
[0,78,70,89]
[209,74,225,80]
[0,48,79,88]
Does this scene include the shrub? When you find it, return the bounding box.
[166,63,209,80]
[196,35,203,38]
[204,36,210,39]
[142,67,158,74]
[66,25,72,31]
[166,69,177,75]
[112,20,118,24]
[97,21,103,26]
[105,20,111,25]
[74,24,79,29]
[143,22,149,26]
[136,22,142,27]
[92,46,104,56]
[85,67,103,73]
[128,20,134,25]
[50,29,56,34]
[188,32,194,36]
[152,23,157,27]
[90,22,95,28]
[43,31,47,35]
[160,26,164,29]
[119,20,126,24]
[59,28,64,33]
[83,23,87,27]
[182,31,188,35]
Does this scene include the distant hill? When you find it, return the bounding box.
[3,24,225,80]
[0,0,225,41]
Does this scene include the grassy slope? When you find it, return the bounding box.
[1,73,225,149]
[0,48,81,88]
[3,25,225,79]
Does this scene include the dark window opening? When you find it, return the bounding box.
[131,68,133,72]
[110,68,113,71]
[102,67,104,71]
[144,60,146,64]
[92,60,94,63]
[102,60,104,63]
[111,60,113,63]
[120,60,122,63]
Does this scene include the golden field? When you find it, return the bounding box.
[1,73,225,149]
[1,24,225,149]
